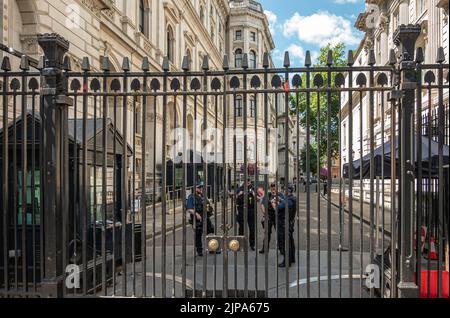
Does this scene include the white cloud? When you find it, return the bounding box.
[334,0,360,4]
[283,11,361,47]
[274,45,320,66]
[264,10,278,35]
[286,44,305,64]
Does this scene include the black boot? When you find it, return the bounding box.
[197,250,204,257]
[259,249,266,254]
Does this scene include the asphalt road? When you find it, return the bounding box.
[105,193,377,298]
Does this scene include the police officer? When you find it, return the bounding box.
[186,182,219,257]
[259,183,285,254]
[236,179,256,251]
[276,184,297,268]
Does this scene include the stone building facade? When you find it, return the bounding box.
[0,0,276,193]
[340,0,449,204]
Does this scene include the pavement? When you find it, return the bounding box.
[327,190,393,238]
[101,192,378,298]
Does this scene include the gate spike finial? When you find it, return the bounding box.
[81,57,90,71]
[326,50,333,66]
[222,55,229,70]
[263,52,270,68]
[415,47,424,64]
[305,51,311,67]
[347,50,355,66]
[368,49,376,66]
[63,56,72,71]
[242,53,249,69]
[1,56,11,71]
[436,47,445,63]
[102,56,111,72]
[20,55,30,71]
[162,56,170,71]
[283,51,290,68]
[122,56,130,71]
[202,55,209,71]
[182,55,190,71]
[388,49,397,65]
[142,57,150,71]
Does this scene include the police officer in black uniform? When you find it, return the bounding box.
[186,182,219,257]
[276,184,297,267]
[259,183,285,254]
[236,179,256,251]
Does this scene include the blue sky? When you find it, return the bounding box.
[259,0,366,66]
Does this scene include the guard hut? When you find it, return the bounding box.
[0,112,138,293]
[166,149,225,199]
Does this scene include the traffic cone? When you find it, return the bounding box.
[427,236,438,260]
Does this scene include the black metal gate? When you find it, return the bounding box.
[0,27,449,298]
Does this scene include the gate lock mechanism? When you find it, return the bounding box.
[206,236,246,253]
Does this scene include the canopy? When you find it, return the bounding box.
[343,136,449,179]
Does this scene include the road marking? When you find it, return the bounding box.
[145,272,195,290]
[288,274,365,288]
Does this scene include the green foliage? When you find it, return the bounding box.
[291,43,347,173]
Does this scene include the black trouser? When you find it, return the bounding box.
[277,217,296,262]
[193,217,214,253]
[237,207,256,248]
[261,210,276,248]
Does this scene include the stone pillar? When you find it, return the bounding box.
[427,0,441,63]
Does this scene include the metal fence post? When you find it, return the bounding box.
[393,24,421,298]
[38,33,71,298]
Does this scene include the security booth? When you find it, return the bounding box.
[0,113,139,293]
[166,149,224,199]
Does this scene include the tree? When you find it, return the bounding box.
[291,43,347,173]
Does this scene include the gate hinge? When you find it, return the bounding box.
[388,90,403,102]
[55,95,73,106]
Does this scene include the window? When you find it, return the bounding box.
[235,49,243,68]
[249,50,257,68]
[417,0,426,16]
[237,142,244,161]
[250,97,256,117]
[139,0,149,37]
[167,25,175,62]
[250,31,256,42]
[235,95,243,117]
[235,30,242,40]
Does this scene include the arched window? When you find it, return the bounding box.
[139,0,149,37]
[250,97,256,117]
[249,50,257,68]
[235,95,243,117]
[235,49,243,68]
[167,25,175,62]
[200,6,205,25]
